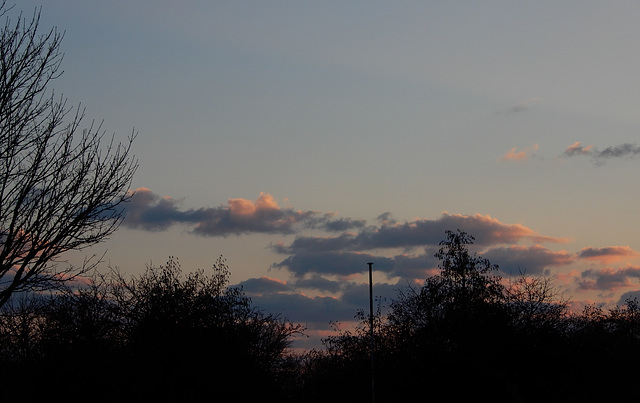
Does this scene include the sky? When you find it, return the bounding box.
[18,1,640,349]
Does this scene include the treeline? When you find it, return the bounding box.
[2,231,640,402]
[0,257,303,401]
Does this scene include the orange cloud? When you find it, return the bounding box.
[500,144,539,161]
[563,142,592,156]
[228,192,280,216]
[438,212,567,245]
[228,198,256,216]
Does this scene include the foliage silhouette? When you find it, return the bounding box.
[3,232,640,401]
[0,256,303,401]
[296,230,640,402]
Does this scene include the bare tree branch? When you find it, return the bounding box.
[0,4,138,307]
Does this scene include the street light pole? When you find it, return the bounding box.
[367,262,375,403]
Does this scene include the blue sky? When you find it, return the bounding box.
[21,1,640,348]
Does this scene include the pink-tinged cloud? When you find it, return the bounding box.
[483,245,575,275]
[124,189,563,250]
[122,188,363,235]
[555,270,582,287]
[193,192,318,236]
[275,213,564,255]
[354,212,565,249]
[228,193,279,216]
[272,212,565,278]
[578,246,640,264]
[501,144,539,162]
[563,142,593,157]
[579,266,640,292]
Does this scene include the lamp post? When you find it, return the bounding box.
[367,262,375,403]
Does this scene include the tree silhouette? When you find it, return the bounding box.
[0,3,137,307]
[116,256,303,400]
[0,256,304,401]
[300,230,640,401]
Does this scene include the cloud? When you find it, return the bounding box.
[271,233,359,254]
[578,246,640,264]
[274,250,437,280]
[562,142,640,163]
[353,212,564,248]
[122,188,364,236]
[563,142,593,157]
[579,267,640,292]
[236,276,291,296]
[272,251,398,278]
[234,275,403,327]
[271,212,566,279]
[249,292,356,324]
[191,192,318,236]
[121,187,201,231]
[483,245,575,275]
[124,188,573,290]
[293,274,345,294]
[124,189,564,251]
[500,144,539,162]
[303,213,367,232]
[597,143,640,159]
[618,290,640,305]
[497,97,541,115]
[273,212,562,256]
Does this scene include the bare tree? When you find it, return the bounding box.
[0,3,137,307]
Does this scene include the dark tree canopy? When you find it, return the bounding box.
[3,231,640,401]
[300,230,640,402]
[0,256,304,401]
[0,3,137,306]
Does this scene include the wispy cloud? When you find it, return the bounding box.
[497,97,541,115]
[500,143,539,162]
[562,142,640,163]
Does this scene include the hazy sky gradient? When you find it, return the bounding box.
[21,1,640,347]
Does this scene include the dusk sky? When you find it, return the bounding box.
[24,1,640,348]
